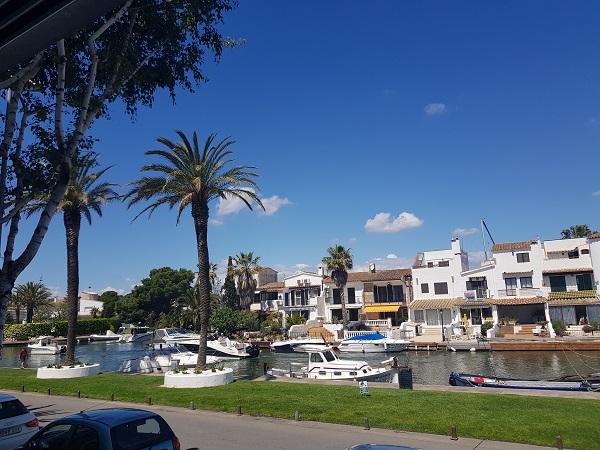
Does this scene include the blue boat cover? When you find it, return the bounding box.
[346,332,386,341]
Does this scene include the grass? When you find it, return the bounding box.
[2,369,598,449]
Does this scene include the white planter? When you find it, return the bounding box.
[163,368,234,388]
[37,363,101,379]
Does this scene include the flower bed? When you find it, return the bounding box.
[37,363,100,379]
[163,367,234,388]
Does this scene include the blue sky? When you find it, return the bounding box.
[17,0,600,297]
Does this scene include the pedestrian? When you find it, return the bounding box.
[19,347,28,369]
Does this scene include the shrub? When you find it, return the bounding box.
[480,322,494,336]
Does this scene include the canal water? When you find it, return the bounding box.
[2,341,600,386]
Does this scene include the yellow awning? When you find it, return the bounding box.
[363,305,401,313]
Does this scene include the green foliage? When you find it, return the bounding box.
[209,306,259,336]
[222,257,240,309]
[480,322,493,335]
[261,313,282,335]
[286,313,307,327]
[99,291,120,318]
[4,318,121,340]
[561,224,596,239]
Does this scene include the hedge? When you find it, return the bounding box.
[4,318,122,341]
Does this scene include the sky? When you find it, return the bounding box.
[15,0,600,298]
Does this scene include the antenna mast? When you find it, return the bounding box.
[481,219,495,261]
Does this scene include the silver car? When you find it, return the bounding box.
[0,394,39,449]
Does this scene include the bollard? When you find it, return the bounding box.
[21,385,24,393]
[451,425,458,440]
[364,417,370,430]
[237,405,242,416]
[47,388,51,395]
[295,411,299,421]
[556,436,563,450]
[77,390,80,398]
[147,396,152,405]
[110,393,114,401]
[190,401,195,410]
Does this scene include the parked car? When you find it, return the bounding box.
[17,408,180,450]
[0,393,39,449]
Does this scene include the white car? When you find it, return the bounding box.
[0,393,39,449]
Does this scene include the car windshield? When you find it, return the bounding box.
[111,416,172,450]
[0,398,29,419]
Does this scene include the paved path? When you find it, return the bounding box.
[4,389,571,450]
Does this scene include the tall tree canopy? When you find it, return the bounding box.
[0,0,239,359]
[561,225,597,239]
[222,256,240,309]
[124,130,263,370]
[322,245,353,330]
[230,252,262,310]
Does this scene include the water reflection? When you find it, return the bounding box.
[2,342,600,386]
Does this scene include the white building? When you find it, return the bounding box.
[79,291,103,317]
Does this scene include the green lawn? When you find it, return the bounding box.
[1,369,597,449]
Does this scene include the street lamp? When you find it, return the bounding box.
[439,309,445,342]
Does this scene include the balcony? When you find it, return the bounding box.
[324,295,363,305]
[497,288,544,298]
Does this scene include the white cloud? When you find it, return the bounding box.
[356,255,413,272]
[364,212,423,233]
[260,195,291,216]
[424,103,446,116]
[101,286,127,295]
[593,190,600,197]
[466,251,487,270]
[209,218,224,225]
[453,227,479,237]
[216,192,254,216]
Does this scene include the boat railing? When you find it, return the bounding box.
[345,330,390,338]
[363,319,392,329]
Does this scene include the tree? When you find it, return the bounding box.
[8,291,26,323]
[14,282,53,323]
[0,0,238,359]
[99,290,120,318]
[26,153,119,365]
[561,225,597,239]
[222,256,240,309]
[322,245,354,330]
[230,252,262,310]
[124,130,264,371]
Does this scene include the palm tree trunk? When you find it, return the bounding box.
[339,284,348,330]
[192,200,210,371]
[64,211,81,366]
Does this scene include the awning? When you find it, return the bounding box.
[363,305,401,313]
[408,298,456,309]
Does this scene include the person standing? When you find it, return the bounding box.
[19,347,28,369]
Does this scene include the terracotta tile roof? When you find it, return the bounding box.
[324,268,411,284]
[542,268,592,274]
[548,290,597,299]
[454,299,493,307]
[491,297,546,305]
[408,298,457,309]
[257,282,285,290]
[589,232,600,240]
[492,240,537,252]
[548,298,600,306]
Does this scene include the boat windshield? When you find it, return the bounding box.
[323,350,337,362]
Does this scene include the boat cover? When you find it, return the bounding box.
[345,332,386,341]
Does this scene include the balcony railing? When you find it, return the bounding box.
[497,288,543,297]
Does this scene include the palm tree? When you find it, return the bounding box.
[229,252,262,310]
[14,282,53,323]
[27,154,119,365]
[322,245,353,330]
[561,225,596,239]
[124,130,264,371]
[9,290,26,323]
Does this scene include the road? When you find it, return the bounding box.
[5,390,561,450]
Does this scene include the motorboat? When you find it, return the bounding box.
[173,334,260,359]
[153,327,200,342]
[449,372,600,392]
[117,342,221,373]
[28,336,66,355]
[266,348,397,382]
[89,330,120,342]
[269,337,330,353]
[337,332,411,353]
[117,324,153,343]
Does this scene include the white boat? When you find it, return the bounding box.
[117,342,220,373]
[117,324,153,343]
[172,334,260,359]
[266,348,397,382]
[337,332,411,353]
[89,330,120,342]
[152,327,200,342]
[28,336,66,355]
[269,337,330,353]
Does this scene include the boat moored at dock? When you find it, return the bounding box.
[449,372,600,392]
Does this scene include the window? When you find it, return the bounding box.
[68,425,99,450]
[332,288,341,304]
[516,253,530,263]
[568,251,579,259]
[581,249,590,255]
[549,276,567,292]
[505,277,517,296]
[520,277,533,288]
[414,310,424,322]
[421,283,429,294]
[392,285,405,302]
[347,287,355,304]
[576,274,593,291]
[438,260,449,267]
[434,282,448,295]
